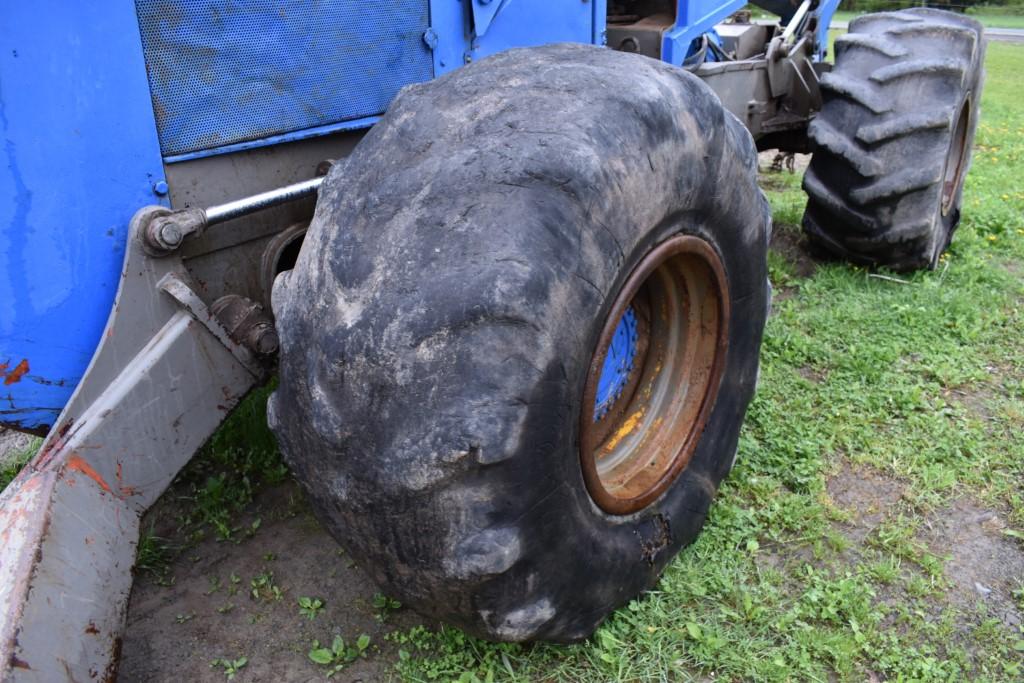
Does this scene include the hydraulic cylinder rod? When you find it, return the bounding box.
[142,173,328,255]
[204,176,324,226]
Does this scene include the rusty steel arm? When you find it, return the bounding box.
[0,207,270,680]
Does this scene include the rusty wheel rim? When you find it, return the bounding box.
[942,97,972,217]
[580,235,729,515]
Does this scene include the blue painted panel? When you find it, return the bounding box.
[663,0,749,65]
[470,0,601,64]
[0,2,168,433]
[135,0,434,157]
[429,0,604,77]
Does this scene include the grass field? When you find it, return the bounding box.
[118,43,1024,682]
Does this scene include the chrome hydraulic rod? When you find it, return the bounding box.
[142,173,327,255]
[204,176,324,225]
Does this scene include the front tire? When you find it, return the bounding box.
[802,8,985,271]
[270,44,770,642]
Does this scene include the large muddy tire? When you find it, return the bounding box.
[269,44,770,642]
[802,8,985,271]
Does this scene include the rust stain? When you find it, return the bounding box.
[101,637,122,683]
[114,461,138,497]
[2,359,29,385]
[84,622,100,635]
[34,418,75,469]
[10,655,30,669]
[66,454,113,495]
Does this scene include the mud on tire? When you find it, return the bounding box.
[269,44,770,642]
[802,8,985,271]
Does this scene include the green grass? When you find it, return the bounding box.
[0,437,40,490]
[386,42,1024,683]
[172,381,288,541]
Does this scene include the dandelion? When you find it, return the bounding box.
[987,235,998,242]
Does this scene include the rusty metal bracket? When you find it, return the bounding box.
[0,205,265,680]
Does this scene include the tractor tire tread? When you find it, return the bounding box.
[801,8,985,271]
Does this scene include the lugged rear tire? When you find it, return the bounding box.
[269,44,770,642]
[802,8,985,271]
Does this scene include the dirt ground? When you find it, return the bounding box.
[119,482,424,683]
[826,462,1023,631]
[117,456,1024,681]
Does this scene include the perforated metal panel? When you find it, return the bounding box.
[135,0,433,157]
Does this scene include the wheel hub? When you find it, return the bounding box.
[580,235,730,515]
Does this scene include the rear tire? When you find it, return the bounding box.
[802,8,985,271]
[269,44,770,642]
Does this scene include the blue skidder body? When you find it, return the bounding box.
[1,0,840,434]
[2,1,985,679]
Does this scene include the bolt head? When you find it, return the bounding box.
[159,222,183,247]
[153,180,169,196]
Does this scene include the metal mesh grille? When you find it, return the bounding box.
[135,0,433,157]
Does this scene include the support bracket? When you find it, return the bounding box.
[0,206,268,680]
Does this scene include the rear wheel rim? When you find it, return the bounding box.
[941,97,972,217]
[580,235,730,515]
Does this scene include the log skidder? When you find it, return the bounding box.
[270,44,771,642]
[803,8,986,271]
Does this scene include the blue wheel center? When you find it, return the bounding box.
[593,305,639,421]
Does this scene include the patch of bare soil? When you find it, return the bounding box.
[766,223,820,307]
[826,461,905,544]
[119,482,420,682]
[921,499,1024,631]
[824,462,1023,635]
[1000,258,1022,277]
[770,225,819,282]
[796,365,828,384]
